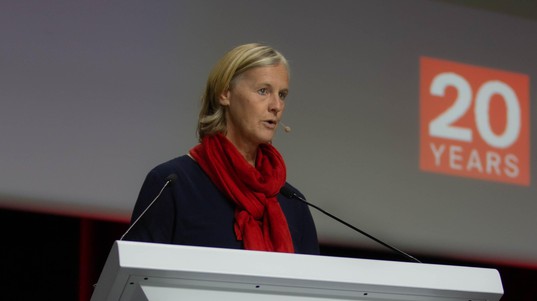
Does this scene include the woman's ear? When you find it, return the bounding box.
[219,89,231,106]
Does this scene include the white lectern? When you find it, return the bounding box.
[91,241,503,301]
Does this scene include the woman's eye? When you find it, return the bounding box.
[279,91,288,100]
[258,88,268,95]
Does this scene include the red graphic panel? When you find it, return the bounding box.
[420,56,530,186]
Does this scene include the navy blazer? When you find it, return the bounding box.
[124,155,320,255]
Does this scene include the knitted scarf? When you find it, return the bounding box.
[189,133,294,253]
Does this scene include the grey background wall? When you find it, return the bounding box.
[1,0,536,267]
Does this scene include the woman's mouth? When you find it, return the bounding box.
[263,120,277,129]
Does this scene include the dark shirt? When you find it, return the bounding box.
[124,155,320,255]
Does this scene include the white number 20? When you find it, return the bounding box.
[429,72,521,149]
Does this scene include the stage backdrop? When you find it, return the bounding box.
[1,0,536,267]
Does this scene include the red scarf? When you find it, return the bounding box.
[189,133,294,253]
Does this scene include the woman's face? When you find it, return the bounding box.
[219,63,289,153]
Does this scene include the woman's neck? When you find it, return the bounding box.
[224,134,257,166]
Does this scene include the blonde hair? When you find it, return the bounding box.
[197,43,289,140]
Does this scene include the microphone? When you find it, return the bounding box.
[280,121,291,133]
[120,173,178,240]
[280,184,421,263]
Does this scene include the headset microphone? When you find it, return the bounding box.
[280,122,291,133]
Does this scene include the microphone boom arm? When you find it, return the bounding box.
[281,185,421,263]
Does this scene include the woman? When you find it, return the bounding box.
[124,43,319,254]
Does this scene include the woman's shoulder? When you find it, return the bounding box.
[146,155,200,180]
[155,154,195,168]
